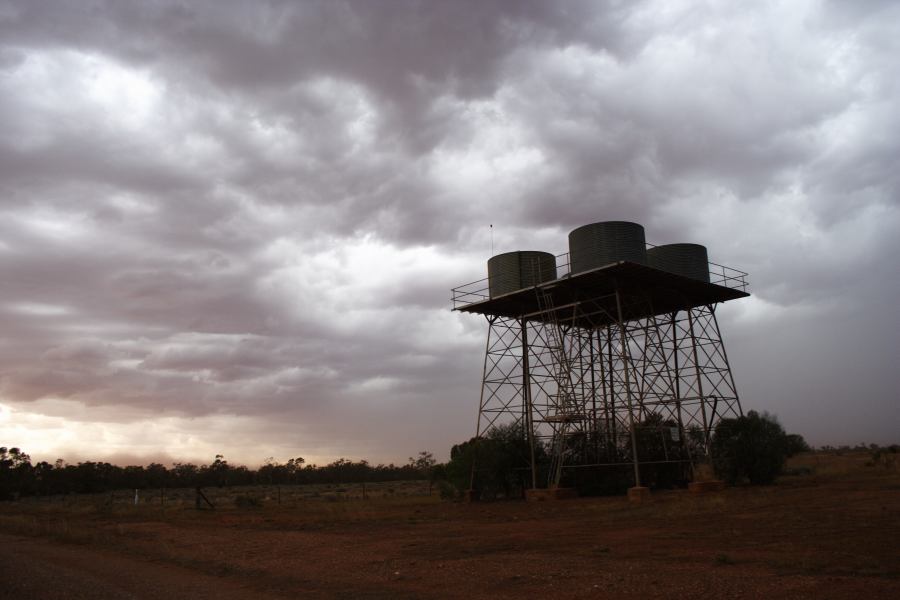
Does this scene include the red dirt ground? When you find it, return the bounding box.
[2,452,898,599]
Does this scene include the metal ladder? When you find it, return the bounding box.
[534,287,580,488]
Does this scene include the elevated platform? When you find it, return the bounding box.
[452,260,749,329]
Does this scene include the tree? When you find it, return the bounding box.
[445,423,541,499]
[198,455,231,487]
[408,451,437,493]
[171,462,199,487]
[784,434,811,457]
[711,411,790,485]
[0,447,34,500]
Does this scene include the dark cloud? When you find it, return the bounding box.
[0,0,896,464]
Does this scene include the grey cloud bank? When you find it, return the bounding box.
[0,0,897,465]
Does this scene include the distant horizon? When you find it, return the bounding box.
[8,448,424,470]
[8,434,898,471]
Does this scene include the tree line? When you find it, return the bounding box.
[8,412,869,503]
[0,448,436,501]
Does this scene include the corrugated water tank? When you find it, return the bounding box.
[568,221,647,274]
[647,243,710,283]
[487,251,557,298]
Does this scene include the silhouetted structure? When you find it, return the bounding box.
[451,221,749,492]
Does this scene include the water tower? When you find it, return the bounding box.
[451,221,749,496]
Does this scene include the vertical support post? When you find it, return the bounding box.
[577,329,586,424]
[709,304,743,417]
[606,325,616,446]
[686,308,711,456]
[589,328,598,460]
[638,318,651,422]
[615,287,641,488]
[522,319,537,490]
[469,316,496,491]
[670,312,693,470]
[670,313,683,432]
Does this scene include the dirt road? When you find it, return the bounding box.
[0,534,281,600]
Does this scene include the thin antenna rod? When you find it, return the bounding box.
[490,224,494,256]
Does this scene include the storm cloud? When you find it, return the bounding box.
[0,0,897,465]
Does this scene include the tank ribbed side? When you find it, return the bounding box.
[647,243,710,282]
[568,221,647,274]
[487,251,557,298]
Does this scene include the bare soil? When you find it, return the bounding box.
[1,452,898,599]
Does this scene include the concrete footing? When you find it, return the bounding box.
[525,487,579,501]
[627,486,651,503]
[688,480,726,493]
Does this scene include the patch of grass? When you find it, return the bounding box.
[234,495,263,508]
[782,466,814,477]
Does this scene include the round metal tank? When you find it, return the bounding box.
[647,243,710,282]
[487,251,557,298]
[568,221,647,274]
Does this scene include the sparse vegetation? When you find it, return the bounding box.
[714,553,736,566]
[866,448,898,469]
[233,494,263,508]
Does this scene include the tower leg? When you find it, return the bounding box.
[522,320,537,490]
[471,315,534,496]
[615,287,642,488]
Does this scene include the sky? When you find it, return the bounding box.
[0,0,897,467]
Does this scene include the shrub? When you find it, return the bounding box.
[436,480,458,501]
[711,411,789,485]
[445,423,542,499]
[784,433,811,457]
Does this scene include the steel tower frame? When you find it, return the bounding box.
[461,261,747,493]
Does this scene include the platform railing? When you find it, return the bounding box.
[707,260,749,291]
[451,247,749,310]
